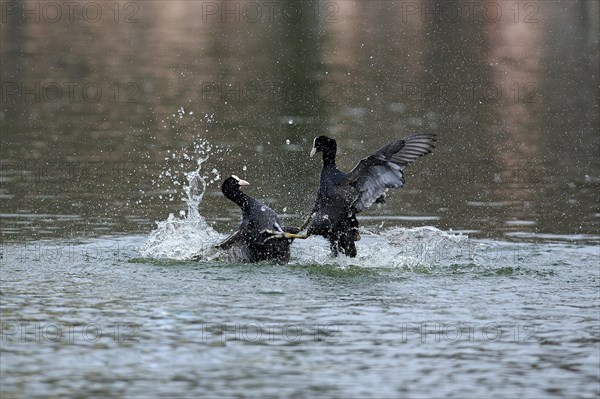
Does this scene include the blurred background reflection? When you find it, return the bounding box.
[1,0,598,242]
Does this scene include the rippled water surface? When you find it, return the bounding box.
[2,235,599,398]
[1,1,599,398]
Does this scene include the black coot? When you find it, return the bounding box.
[305,134,437,257]
[216,175,299,264]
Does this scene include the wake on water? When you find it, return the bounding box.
[141,138,474,268]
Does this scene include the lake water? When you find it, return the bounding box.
[1,1,599,398]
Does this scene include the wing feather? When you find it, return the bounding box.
[216,230,244,250]
[347,134,436,212]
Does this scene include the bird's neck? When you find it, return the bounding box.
[322,148,336,167]
[225,189,249,208]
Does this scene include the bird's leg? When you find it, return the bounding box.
[349,215,361,241]
[301,197,319,231]
[340,234,357,257]
[263,220,311,241]
[299,213,313,231]
[263,229,310,240]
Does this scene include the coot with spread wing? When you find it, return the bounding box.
[304,134,437,257]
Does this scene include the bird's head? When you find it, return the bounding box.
[310,136,337,158]
[221,175,250,196]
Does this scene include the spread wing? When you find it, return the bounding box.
[216,230,244,250]
[215,229,254,262]
[346,134,436,212]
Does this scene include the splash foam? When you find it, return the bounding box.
[141,139,222,261]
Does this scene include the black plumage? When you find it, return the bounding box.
[217,175,299,264]
[306,134,437,257]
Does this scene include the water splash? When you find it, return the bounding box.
[141,139,222,261]
[289,226,474,270]
[141,109,474,266]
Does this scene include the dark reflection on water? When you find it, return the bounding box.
[1,0,598,241]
